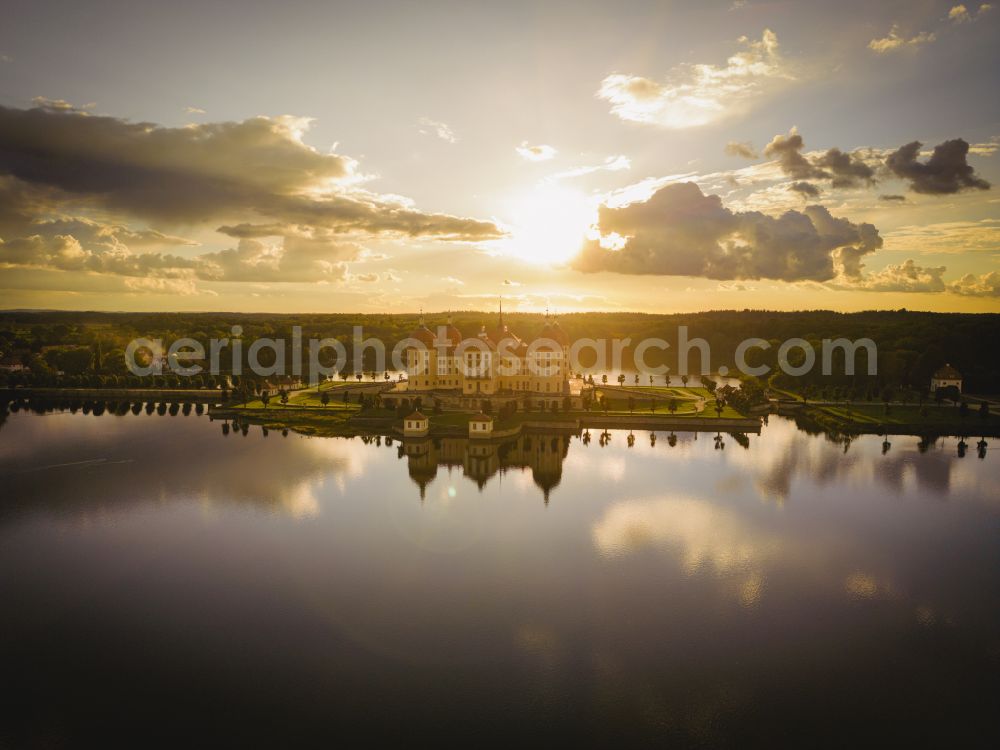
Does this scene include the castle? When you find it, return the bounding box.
[404,308,570,397]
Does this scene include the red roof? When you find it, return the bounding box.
[933,364,962,379]
[541,318,570,346]
[407,324,435,347]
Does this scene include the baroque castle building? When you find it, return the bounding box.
[404,309,571,396]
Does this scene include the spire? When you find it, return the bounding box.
[419,307,424,326]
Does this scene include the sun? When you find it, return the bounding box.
[500,184,598,266]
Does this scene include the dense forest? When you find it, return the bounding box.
[1,309,998,397]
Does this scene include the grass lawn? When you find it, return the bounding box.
[317,379,393,391]
[817,403,1000,428]
[593,385,702,400]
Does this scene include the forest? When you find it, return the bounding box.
[1,309,998,398]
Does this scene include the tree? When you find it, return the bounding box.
[980,401,990,419]
[681,374,689,388]
[617,373,626,387]
[715,399,724,418]
[601,374,608,385]
[321,391,330,407]
[627,396,634,414]
[634,373,640,385]
[668,399,678,415]
[941,384,961,407]
[261,391,270,409]
[280,390,289,405]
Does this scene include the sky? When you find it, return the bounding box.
[0,0,999,313]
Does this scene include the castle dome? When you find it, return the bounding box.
[543,317,570,346]
[407,313,436,347]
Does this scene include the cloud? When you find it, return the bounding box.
[868,25,936,53]
[725,141,758,159]
[813,147,876,188]
[885,139,991,194]
[0,104,500,241]
[949,4,972,21]
[0,229,359,285]
[882,218,1000,253]
[597,30,790,128]
[948,270,1000,296]
[788,181,821,198]
[0,54,12,63]
[195,236,356,282]
[184,106,206,115]
[516,142,557,161]
[879,194,907,202]
[573,181,882,282]
[764,128,875,187]
[763,128,828,180]
[503,278,521,287]
[30,96,95,112]
[416,116,457,143]
[122,277,202,296]
[948,3,992,23]
[544,154,631,182]
[851,259,947,292]
[762,130,989,195]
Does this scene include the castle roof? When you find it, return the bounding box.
[933,364,962,379]
[539,316,569,346]
[442,316,463,348]
[407,321,436,347]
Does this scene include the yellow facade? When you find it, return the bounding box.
[405,314,570,396]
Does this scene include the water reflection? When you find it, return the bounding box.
[401,434,569,502]
[0,408,998,744]
[0,408,374,522]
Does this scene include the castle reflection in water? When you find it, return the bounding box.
[400,433,570,503]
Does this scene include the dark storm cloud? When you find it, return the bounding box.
[763,129,827,180]
[0,103,502,240]
[885,139,991,194]
[813,147,876,188]
[788,181,821,198]
[573,182,882,282]
[763,130,989,197]
[764,129,875,188]
[879,194,907,202]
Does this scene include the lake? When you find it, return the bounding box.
[1,408,998,746]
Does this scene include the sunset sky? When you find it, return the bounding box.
[1,0,999,313]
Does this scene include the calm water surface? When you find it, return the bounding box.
[1,410,998,746]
